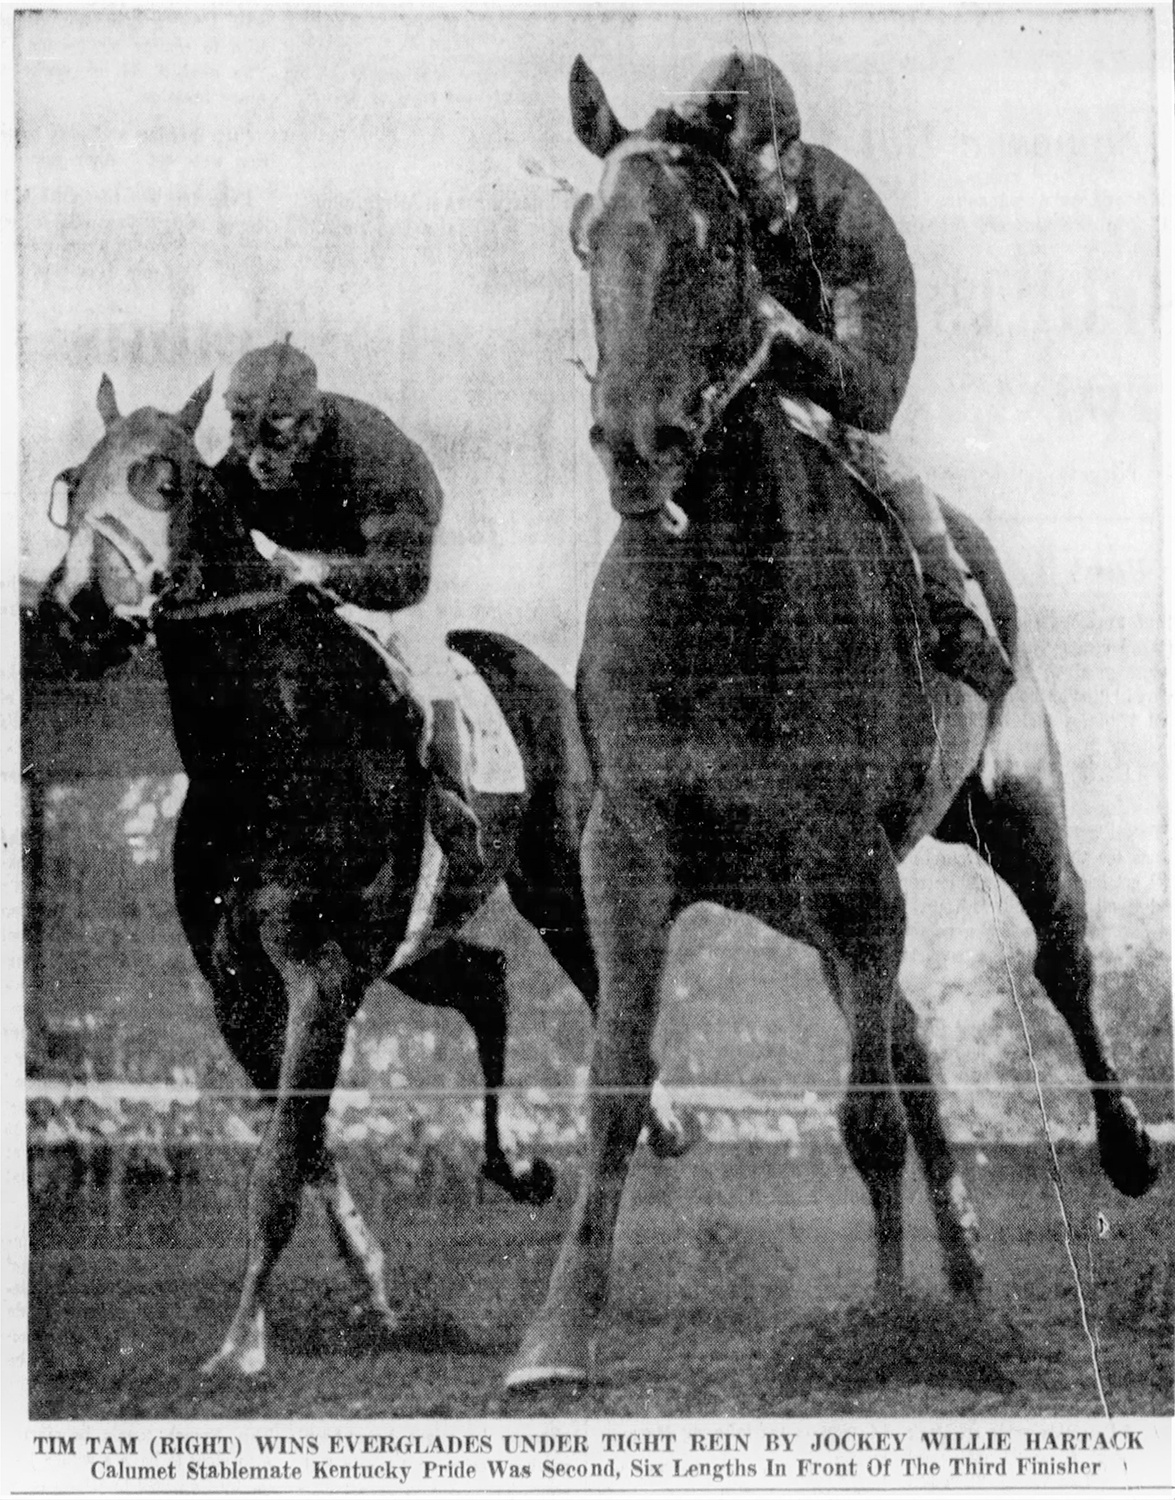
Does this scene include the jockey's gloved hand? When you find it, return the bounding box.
[287,580,336,614]
[758,293,809,349]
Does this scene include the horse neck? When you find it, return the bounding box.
[680,383,908,672]
[167,467,274,603]
[157,599,407,789]
[689,384,795,549]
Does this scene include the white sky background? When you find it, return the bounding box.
[12,5,1170,930]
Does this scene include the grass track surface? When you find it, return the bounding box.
[28,1142,1172,1418]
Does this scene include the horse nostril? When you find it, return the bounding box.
[651,424,694,461]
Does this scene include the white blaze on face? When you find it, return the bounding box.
[53,519,96,610]
[55,432,176,615]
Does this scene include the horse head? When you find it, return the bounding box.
[40,375,276,673]
[569,57,774,527]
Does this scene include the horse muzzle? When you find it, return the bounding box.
[591,421,697,533]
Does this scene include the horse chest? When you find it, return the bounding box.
[581,528,936,819]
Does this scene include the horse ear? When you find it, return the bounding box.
[97,374,120,429]
[570,55,628,158]
[176,375,214,436]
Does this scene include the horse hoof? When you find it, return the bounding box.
[517,1158,557,1206]
[504,1360,590,1393]
[946,1259,985,1302]
[201,1308,266,1376]
[645,1102,703,1160]
[1100,1111,1160,1198]
[483,1155,557,1207]
[503,1313,593,1392]
[200,1345,265,1379]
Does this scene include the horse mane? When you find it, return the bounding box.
[161,460,274,608]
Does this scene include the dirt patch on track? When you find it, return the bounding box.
[28,1141,1173,1418]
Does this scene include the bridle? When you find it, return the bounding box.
[52,458,288,624]
[579,136,782,534]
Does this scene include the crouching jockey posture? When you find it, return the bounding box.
[216,339,484,875]
[674,53,1014,700]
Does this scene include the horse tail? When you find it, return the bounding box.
[445,629,594,811]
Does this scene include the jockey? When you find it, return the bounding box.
[214,338,484,874]
[672,53,1013,701]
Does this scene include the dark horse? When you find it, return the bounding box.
[37,374,695,1376]
[504,59,1159,1389]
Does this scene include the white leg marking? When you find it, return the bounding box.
[648,1077,682,1139]
[320,1170,399,1332]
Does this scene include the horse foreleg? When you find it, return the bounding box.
[506,860,697,1160]
[818,851,910,1302]
[506,794,677,1389]
[396,941,555,1206]
[203,923,356,1377]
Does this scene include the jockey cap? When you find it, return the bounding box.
[677,52,801,156]
[225,338,319,424]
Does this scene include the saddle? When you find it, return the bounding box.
[777,395,1005,652]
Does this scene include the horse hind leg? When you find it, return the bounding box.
[892,987,984,1296]
[936,694,1158,1198]
[822,954,984,1299]
[395,940,555,1205]
[314,1157,400,1334]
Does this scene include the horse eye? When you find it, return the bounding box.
[128,456,180,509]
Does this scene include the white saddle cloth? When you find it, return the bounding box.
[449,649,528,795]
[335,605,527,797]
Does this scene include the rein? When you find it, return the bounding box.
[698,318,781,441]
[160,587,292,621]
[80,485,299,622]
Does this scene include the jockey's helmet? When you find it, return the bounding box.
[225,338,319,425]
[677,52,801,157]
[225,338,322,488]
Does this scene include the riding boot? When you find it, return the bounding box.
[918,533,1015,701]
[426,697,485,879]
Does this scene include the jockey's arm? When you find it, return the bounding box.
[761,274,915,435]
[759,168,917,434]
[320,508,437,612]
[263,493,439,611]
[319,437,444,612]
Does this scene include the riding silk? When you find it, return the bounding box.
[775,394,1003,645]
[752,141,917,436]
[215,392,443,613]
[337,602,528,799]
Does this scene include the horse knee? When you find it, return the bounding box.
[840,1089,908,1180]
[248,1141,305,1254]
[592,1035,656,1095]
